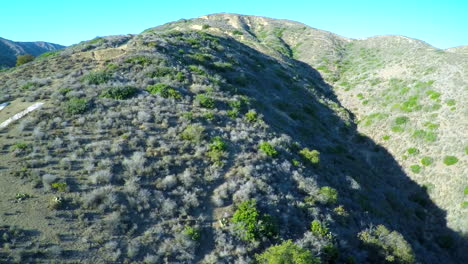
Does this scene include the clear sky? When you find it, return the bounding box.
[1,0,466,49]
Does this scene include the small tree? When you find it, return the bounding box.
[16,54,35,66]
[256,240,319,264]
[231,199,276,241]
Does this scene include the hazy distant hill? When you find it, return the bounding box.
[0,37,64,68]
[0,14,466,263]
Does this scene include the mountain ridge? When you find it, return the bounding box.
[0,37,65,68]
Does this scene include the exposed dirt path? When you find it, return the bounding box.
[0,102,44,129]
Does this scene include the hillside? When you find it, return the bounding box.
[179,13,467,235]
[0,14,466,263]
[0,37,65,68]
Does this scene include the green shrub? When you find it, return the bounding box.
[106,63,118,71]
[395,116,409,125]
[421,156,433,166]
[195,94,215,108]
[125,55,153,65]
[319,186,338,204]
[38,50,60,59]
[51,182,68,192]
[426,90,441,100]
[412,130,436,142]
[202,24,211,30]
[465,186,468,195]
[410,165,421,173]
[59,88,72,95]
[227,109,239,118]
[407,148,419,155]
[323,244,340,263]
[204,112,215,120]
[423,122,439,130]
[399,95,421,112]
[82,71,112,85]
[146,66,174,78]
[382,135,390,140]
[311,220,332,238]
[443,156,458,166]
[180,125,205,143]
[299,148,320,165]
[188,53,212,64]
[207,137,227,165]
[227,99,248,118]
[232,30,243,35]
[231,199,276,241]
[15,193,31,201]
[65,98,88,114]
[255,240,319,264]
[183,225,200,241]
[391,126,404,132]
[146,83,181,99]
[209,136,226,152]
[259,142,278,157]
[16,54,35,66]
[188,65,207,76]
[213,61,234,72]
[446,99,456,106]
[175,72,185,82]
[358,225,415,264]
[333,205,349,217]
[101,86,137,100]
[10,142,29,152]
[245,110,258,122]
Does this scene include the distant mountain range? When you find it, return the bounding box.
[0,37,64,68]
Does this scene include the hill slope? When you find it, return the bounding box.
[0,37,65,68]
[177,13,467,235]
[0,14,466,263]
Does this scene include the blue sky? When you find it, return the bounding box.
[1,0,466,49]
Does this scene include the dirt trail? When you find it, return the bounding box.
[0,102,43,129]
